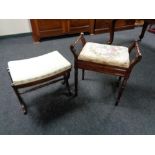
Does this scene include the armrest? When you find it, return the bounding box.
[70,32,86,59]
[129,41,142,69]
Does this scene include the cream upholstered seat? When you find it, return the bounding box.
[8,51,71,86]
[8,51,72,114]
[78,42,130,68]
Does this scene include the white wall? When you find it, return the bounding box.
[0,19,32,36]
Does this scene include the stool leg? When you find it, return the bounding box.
[82,69,85,80]
[65,72,72,96]
[115,77,128,106]
[12,85,27,114]
[62,76,66,85]
[75,67,78,96]
[117,76,122,87]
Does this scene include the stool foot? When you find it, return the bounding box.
[12,85,28,114]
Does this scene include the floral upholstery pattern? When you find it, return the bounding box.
[78,42,130,68]
[8,51,71,86]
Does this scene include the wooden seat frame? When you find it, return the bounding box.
[70,33,142,105]
[8,68,71,114]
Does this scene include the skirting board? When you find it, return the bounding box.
[0,32,32,39]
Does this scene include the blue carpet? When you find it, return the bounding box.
[0,27,155,134]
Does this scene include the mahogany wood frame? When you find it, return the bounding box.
[8,68,71,114]
[30,19,135,42]
[70,33,142,105]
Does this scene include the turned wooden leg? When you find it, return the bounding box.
[115,78,128,106]
[117,76,122,87]
[65,72,72,96]
[82,69,85,80]
[75,67,78,96]
[139,21,148,41]
[107,20,116,44]
[12,85,27,114]
[62,76,66,85]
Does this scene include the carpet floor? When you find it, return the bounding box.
[0,27,155,134]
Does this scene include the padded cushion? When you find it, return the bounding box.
[78,42,130,68]
[8,51,71,86]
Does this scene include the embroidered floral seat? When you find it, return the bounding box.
[70,33,142,106]
[78,42,130,68]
